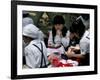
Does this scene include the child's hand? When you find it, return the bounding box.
[70,45,80,51]
[65,47,75,58]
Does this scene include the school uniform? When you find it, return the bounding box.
[47,30,70,55]
[80,30,90,55]
[48,31,70,48]
[79,30,90,65]
[25,40,49,68]
[23,24,48,68]
[22,17,33,64]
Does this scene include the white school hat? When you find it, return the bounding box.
[22,17,34,27]
[23,24,39,39]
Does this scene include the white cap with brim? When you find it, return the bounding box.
[23,24,39,39]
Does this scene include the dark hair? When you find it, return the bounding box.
[53,15,65,25]
[23,13,29,18]
[70,19,85,38]
[23,35,33,40]
[81,14,89,20]
[52,26,68,43]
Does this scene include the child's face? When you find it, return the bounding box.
[23,36,32,44]
[54,24,63,31]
